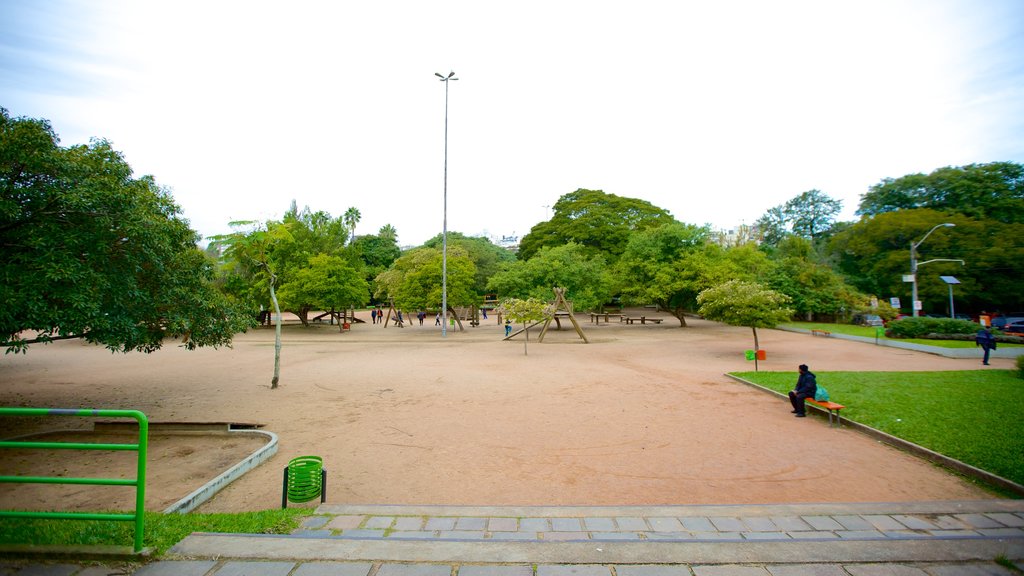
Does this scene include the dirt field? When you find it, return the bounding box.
[0,311,1009,513]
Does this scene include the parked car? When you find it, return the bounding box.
[992,313,1024,329]
[1002,321,1024,335]
[852,313,884,327]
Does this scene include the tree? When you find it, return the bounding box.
[374,246,477,322]
[276,254,369,329]
[767,237,865,321]
[828,209,1024,315]
[498,297,553,355]
[755,205,789,247]
[486,242,611,313]
[1,108,253,354]
[697,280,793,353]
[756,190,843,247]
[616,226,773,327]
[424,232,516,295]
[350,232,400,298]
[615,223,709,326]
[211,221,292,387]
[858,162,1024,224]
[517,189,677,261]
[343,206,361,244]
[785,189,842,241]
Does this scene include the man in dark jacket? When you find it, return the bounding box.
[975,328,996,365]
[788,364,817,417]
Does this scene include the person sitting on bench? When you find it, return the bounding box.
[788,364,817,418]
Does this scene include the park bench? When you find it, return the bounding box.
[804,398,845,427]
[624,316,663,325]
[590,312,624,324]
[810,329,831,337]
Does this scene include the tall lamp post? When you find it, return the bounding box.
[909,223,955,317]
[436,71,457,337]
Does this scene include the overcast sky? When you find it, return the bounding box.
[3,0,1023,247]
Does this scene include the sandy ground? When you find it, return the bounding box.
[0,310,1010,513]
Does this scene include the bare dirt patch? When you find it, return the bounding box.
[1,312,1009,512]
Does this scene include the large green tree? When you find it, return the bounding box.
[756,189,843,247]
[1,108,253,354]
[766,237,866,321]
[486,242,611,313]
[857,162,1024,224]
[616,225,772,327]
[517,189,677,261]
[828,209,1023,314]
[276,254,369,326]
[423,232,516,295]
[374,246,477,320]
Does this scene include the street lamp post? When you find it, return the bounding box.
[436,71,457,337]
[909,223,955,317]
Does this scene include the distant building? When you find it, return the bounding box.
[710,224,761,247]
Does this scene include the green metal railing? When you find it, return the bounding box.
[0,407,148,553]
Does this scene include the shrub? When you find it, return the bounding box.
[887,317,980,339]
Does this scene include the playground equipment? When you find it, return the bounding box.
[538,287,589,343]
[0,407,149,554]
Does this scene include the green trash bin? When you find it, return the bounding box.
[744,349,756,361]
[282,455,327,508]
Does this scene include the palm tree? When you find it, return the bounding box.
[378,224,398,243]
[343,207,361,245]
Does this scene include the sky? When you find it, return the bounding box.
[2,0,1023,248]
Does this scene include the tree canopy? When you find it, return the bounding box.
[828,208,1023,314]
[857,162,1024,224]
[756,189,843,246]
[1,108,253,353]
[517,189,677,261]
[697,279,793,350]
[374,246,477,313]
[486,242,611,313]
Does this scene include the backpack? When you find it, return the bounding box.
[815,385,830,402]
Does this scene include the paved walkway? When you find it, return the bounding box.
[3,502,1022,575]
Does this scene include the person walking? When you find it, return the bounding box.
[976,327,996,365]
[371,308,377,325]
[788,364,817,418]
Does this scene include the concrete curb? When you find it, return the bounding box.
[724,373,1024,497]
[162,429,278,514]
[167,532,1024,564]
[777,326,1024,359]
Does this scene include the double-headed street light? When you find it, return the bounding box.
[909,223,956,317]
[436,71,457,337]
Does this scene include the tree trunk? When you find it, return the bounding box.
[523,323,529,355]
[752,326,760,372]
[669,303,688,327]
[297,307,310,327]
[269,277,282,389]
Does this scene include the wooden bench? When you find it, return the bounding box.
[590,313,624,324]
[810,329,831,337]
[625,316,663,325]
[804,398,845,427]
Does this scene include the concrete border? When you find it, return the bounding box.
[162,428,278,514]
[725,373,1024,497]
[168,532,1024,564]
[777,326,1024,359]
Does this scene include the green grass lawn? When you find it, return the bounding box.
[0,508,310,555]
[733,369,1024,489]
[780,321,1023,348]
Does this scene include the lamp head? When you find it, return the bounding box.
[942,223,955,227]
